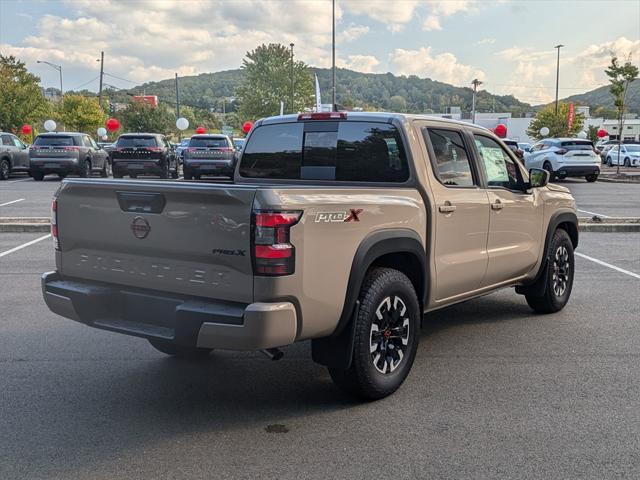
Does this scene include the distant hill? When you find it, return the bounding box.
[560,79,639,114]
[104,67,533,117]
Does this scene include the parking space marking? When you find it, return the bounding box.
[0,234,51,258]
[577,209,611,218]
[576,252,640,280]
[7,178,32,184]
[0,198,25,207]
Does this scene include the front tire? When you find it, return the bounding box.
[525,229,574,314]
[543,161,555,182]
[100,160,109,178]
[606,156,612,167]
[624,158,631,167]
[329,268,420,400]
[147,338,212,359]
[32,172,44,181]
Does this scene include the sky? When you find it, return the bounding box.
[0,0,639,105]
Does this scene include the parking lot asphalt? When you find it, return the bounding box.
[2,173,640,219]
[1,231,639,479]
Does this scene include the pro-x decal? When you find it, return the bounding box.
[315,209,363,223]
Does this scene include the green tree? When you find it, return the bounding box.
[0,55,50,132]
[119,101,174,134]
[586,125,600,144]
[56,94,106,133]
[389,95,407,112]
[526,103,585,141]
[605,55,639,172]
[237,43,313,120]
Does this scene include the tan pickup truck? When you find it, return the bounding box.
[42,112,578,400]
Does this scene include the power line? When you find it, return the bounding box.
[103,72,138,84]
[69,75,100,91]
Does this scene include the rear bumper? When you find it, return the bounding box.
[555,164,600,177]
[112,159,163,175]
[30,160,80,174]
[41,271,297,350]
[184,159,233,174]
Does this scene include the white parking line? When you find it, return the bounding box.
[577,209,611,218]
[0,198,25,207]
[576,252,640,280]
[0,234,51,258]
[7,177,32,184]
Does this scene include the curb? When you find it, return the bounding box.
[597,175,640,184]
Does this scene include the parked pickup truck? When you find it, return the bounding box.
[42,112,579,400]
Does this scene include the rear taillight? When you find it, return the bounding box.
[51,198,59,250]
[556,148,568,155]
[219,147,235,152]
[252,211,301,276]
[297,112,346,120]
[63,146,80,151]
[185,147,197,152]
[147,147,163,152]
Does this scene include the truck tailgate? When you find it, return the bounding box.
[55,179,256,303]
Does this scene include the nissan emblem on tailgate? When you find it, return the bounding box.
[131,216,151,239]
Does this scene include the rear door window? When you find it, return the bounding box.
[239,121,409,182]
[33,136,74,146]
[423,128,475,187]
[117,136,157,148]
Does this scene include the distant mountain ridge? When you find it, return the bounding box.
[103,67,637,116]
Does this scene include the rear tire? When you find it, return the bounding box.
[328,268,420,401]
[525,229,574,314]
[58,173,67,180]
[0,158,10,180]
[543,162,555,181]
[129,173,137,179]
[79,160,91,178]
[147,338,212,359]
[585,174,598,182]
[183,170,193,180]
[159,161,170,179]
[32,172,44,181]
[113,171,123,179]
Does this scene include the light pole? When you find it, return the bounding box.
[471,78,482,124]
[37,60,63,97]
[332,0,336,108]
[290,43,295,114]
[554,44,564,115]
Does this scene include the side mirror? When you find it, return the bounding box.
[529,168,549,188]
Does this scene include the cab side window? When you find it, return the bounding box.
[424,128,475,187]
[474,135,524,190]
[1,134,13,146]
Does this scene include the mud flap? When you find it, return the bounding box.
[311,301,359,370]
[515,260,549,297]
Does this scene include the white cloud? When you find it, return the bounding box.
[338,24,370,43]
[337,55,380,73]
[476,38,496,45]
[422,16,442,31]
[389,47,485,86]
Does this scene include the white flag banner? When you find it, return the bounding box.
[315,74,322,112]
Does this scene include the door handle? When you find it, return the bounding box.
[439,202,456,213]
[491,200,504,210]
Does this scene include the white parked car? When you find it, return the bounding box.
[524,138,600,182]
[604,144,640,167]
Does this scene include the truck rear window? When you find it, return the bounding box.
[34,136,75,146]
[239,121,409,182]
[189,137,228,148]
[117,136,157,148]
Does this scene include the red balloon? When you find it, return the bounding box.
[106,118,120,132]
[242,121,253,134]
[21,124,32,135]
[597,129,608,138]
[494,124,507,138]
[195,126,206,134]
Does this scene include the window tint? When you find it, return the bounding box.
[116,136,157,147]
[189,137,229,148]
[424,128,474,187]
[82,135,92,147]
[1,134,13,146]
[34,136,74,146]
[474,135,523,190]
[239,121,409,182]
[560,140,593,151]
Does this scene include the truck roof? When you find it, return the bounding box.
[258,111,492,132]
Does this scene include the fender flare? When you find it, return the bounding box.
[311,229,427,369]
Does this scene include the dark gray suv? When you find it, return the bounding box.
[0,132,30,180]
[29,132,109,181]
[183,134,237,179]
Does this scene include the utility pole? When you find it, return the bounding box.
[175,73,180,117]
[290,43,295,114]
[332,0,336,108]
[97,51,104,104]
[554,44,564,115]
[471,78,482,123]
